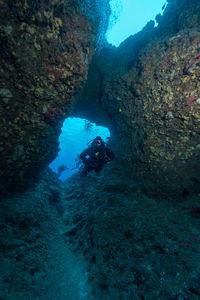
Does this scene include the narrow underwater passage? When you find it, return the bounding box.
[49,117,110,181]
[1,0,200,298]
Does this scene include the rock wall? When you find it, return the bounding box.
[0,0,110,195]
[73,0,200,199]
[103,29,200,199]
[1,1,200,299]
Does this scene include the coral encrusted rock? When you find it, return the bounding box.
[102,29,200,199]
[73,0,200,199]
[0,0,110,195]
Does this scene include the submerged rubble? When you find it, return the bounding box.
[1,166,199,299]
[62,168,200,299]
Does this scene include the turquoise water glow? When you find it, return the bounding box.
[106,0,167,46]
[49,117,110,181]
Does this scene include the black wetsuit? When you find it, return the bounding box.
[79,143,114,177]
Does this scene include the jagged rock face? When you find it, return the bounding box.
[2,0,200,299]
[102,29,200,199]
[0,0,109,194]
[73,0,200,199]
[155,0,200,37]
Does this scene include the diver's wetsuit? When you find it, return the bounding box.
[79,140,114,177]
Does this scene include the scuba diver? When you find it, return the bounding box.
[79,136,114,177]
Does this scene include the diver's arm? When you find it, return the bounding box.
[79,148,90,163]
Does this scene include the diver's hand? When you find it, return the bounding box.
[83,158,91,166]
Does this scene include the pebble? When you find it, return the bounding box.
[0,88,13,98]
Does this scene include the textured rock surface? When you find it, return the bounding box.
[2,166,199,299]
[0,169,93,300]
[73,0,200,199]
[63,167,200,299]
[102,29,200,199]
[0,0,110,194]
[1,0,200,299]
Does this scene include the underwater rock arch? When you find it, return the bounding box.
[1,0,200,200]
[0,0,110,195]
[1,1,200,299]
[70,0,200,199]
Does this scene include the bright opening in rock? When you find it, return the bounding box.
[49,117,111,181]
[106,0,167,47]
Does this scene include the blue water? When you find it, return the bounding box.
[106,0,166,46]
[49,117,110,181]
